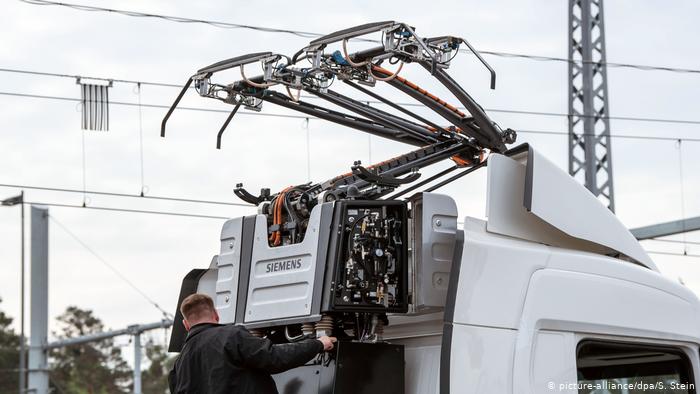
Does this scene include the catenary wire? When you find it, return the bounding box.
[2,90,700,143]
[27,200,235,220]
[3,68,700,126]
[39,200,700,260]
[0,182,254,207]
[643,238,700,247]
[49,214,174,318]
[17,0,700,75]
[646,250,700,259]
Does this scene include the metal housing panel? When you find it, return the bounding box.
[410,192,458,312]
[215,218,243,323]
[244,204,325,323]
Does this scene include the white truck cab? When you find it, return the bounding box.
[170,146,700,394]
[389,148,700,393]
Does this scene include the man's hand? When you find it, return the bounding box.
[317,336,337,351]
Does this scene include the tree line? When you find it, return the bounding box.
[0,298,174,393]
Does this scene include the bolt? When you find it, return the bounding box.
[435,219,442,227]
[229,242,234,249]
[225,296,230,303]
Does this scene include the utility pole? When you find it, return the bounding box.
[568,0,615,211]
[1,192,26,393]
[28,205,49,393]
[133,330,142,394]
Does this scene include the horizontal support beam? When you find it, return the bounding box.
[631,216,700,240]
[45,320,172,350]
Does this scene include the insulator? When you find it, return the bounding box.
[301,322,316,337]
[315,314,334,337]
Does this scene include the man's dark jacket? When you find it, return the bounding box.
[168,323,323,394]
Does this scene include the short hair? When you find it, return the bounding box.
[180,293,215,321]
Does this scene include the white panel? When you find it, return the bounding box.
[411,192,458,312]
[546,246,698,306]
[449,324,515,394]
[400,339,442,394]
[215,217,243,323]
[486,151,656,271]
[196,269,218,297]
[245,205,323,322]
[525,148,656,269]
[452,218,548,328]
[530,331,577,394]
[520,269,700,342]
[486,154,608,254]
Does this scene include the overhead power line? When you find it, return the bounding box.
[27,200,233,220]
[0,67,179,88]
[2,89,700,143]
[516,129,700,143]
[3,68,700,126]
[49,214,174,318]
[643,238,700,247]
[17,0,700,76]
[0,182,253,207]
[35,201,700,260]
[647,250,700,259]
[0,90,311,120]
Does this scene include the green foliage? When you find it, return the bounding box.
[141,339,176,394]
[49,306,132,394]
[0,302,173,393]
[0,297,20,393]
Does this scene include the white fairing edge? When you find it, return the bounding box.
[524,147,656,270]
[486,147,656,270]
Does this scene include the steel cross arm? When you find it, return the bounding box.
[261,91,428,146]
[308,88,440,144]
[418,63,506,152]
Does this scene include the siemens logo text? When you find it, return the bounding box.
[266,258,303,273]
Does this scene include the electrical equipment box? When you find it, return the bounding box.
[322,200,408,313]
[272,342,405,394]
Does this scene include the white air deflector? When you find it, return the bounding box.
[486,146,656,270]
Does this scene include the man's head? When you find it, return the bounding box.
[180,293,219,331]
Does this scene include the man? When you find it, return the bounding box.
[168,293,336,394]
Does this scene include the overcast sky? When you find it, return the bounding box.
[1,0,699,359]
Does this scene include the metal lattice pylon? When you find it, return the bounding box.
[568,0,615,211]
